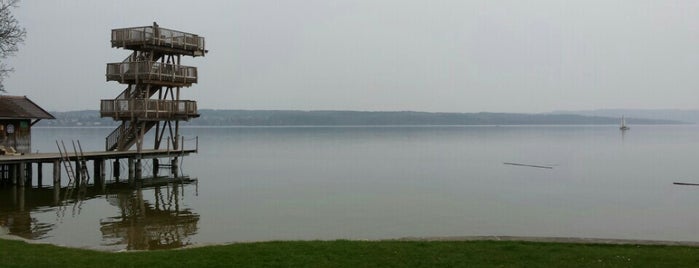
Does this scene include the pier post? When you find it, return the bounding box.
[128,158,135,184]
[135,159,142,180]
[53,160,61,188]
[18,163,25,187]
[101,160,106,179]
[152,158,159,177]
[113,159,120,179]
[171,158,179,177]
[10,164,17,185]
[75,160,82,187]
[25,163,32,187]
[37,163,43,188]
[94,159,105,186]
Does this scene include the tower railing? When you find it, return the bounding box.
[100,99,198,120]
[106,61,198,85]
[111,26,206,56]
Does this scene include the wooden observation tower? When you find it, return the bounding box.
[101,22,207,152]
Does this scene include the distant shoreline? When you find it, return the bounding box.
[37,109,686,127]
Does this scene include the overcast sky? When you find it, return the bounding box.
[3,0,698,113]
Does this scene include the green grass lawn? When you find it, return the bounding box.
[2,238,699,267]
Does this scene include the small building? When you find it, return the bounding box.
[0,95,55,154]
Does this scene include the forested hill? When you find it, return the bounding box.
[36,110,684,127]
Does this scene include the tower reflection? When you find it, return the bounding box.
[100,180,199,250]
[0,177,199,250]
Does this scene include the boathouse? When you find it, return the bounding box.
[0,95,54,155]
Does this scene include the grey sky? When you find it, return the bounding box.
[4,0,698,112]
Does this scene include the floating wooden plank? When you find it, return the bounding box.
[503,162,554,169]
[673,182,699,186]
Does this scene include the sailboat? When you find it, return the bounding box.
[619,116,630,131]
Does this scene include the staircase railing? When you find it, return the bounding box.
[105,121,159,151]
[105,122,128,151]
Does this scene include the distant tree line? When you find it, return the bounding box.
[35,110,682,127]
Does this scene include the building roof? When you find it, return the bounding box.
[0,95,55,120]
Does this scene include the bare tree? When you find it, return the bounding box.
[0,0,26,92]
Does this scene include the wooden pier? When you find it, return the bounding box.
[0,148,195,188]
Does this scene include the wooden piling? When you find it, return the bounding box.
[94,159,105,185]
[37,163,43,188]
[152,158,159,177]
[18,163,26,187]
[128,158,134,183]
[11,164,17,185]
[24,162,32,187]
[113,159,120,178]
[171,158,179,177]
[135,159,142,180]
[26,162,34,187]
[53,160,61,188]
[75,160,82,186]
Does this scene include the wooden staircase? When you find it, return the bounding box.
[105,121,158,151]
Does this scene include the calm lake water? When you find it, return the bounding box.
[3,125,699,250]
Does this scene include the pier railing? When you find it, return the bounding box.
[111,26,206,56]
[100,99,198,120]
[106,61,198,86]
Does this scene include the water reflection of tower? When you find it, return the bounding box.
[0,179,199,250]
[100,183,199,250]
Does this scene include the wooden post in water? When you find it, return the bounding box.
[128,158,135,184]
[52,160,61,188]
[113,159,120,179]
[75,160,81,187]
[37,163,43,188]
[171,158,178,177]
[152,158,159,177]
[94,159,105,186]
[18,162,26,187]
[135,158,142,180]
[24,162,32,187]
[10,164,17,186]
